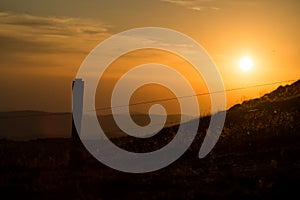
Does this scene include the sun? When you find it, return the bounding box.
[239,56,253,71]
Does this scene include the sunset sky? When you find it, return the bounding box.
[0,0,299,114]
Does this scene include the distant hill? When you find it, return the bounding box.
[0,110,186,140]
[0,111,72,140]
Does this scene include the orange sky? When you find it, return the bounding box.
[0,0,299,113]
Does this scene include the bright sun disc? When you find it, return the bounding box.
[239,57,253,71]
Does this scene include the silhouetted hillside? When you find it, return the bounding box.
[225,80,300,139]
[0,80,299,199]
[229,79,300,110]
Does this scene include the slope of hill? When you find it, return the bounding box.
[0,80,299,199]
[225,80,300,139]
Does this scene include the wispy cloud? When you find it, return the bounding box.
[0,12,109,37]
[161,0,220,11]
[0,12,112,71]
[161,0,261,11]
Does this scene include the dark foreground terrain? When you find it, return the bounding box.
[0,80,299,199]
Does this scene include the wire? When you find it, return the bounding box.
[91,79,296,112]
[0,79,296,119]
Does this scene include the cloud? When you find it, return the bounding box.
[0,11,109,37]
[161,0,261,11]
[0,11,111,68]
[161,0,220,11]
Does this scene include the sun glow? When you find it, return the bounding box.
[239,57,253,71]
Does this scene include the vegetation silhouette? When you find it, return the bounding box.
[0,80,299,199]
